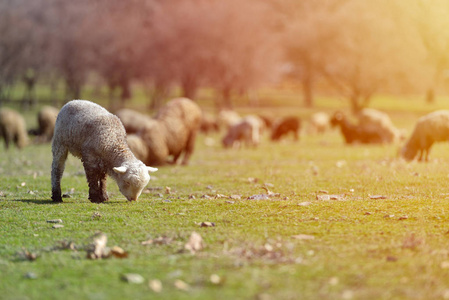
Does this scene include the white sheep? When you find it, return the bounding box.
[51,100,157,203]
[0,107,29,150]
[358,108,403,143]
[222,115,261,148]
[137,97,202,166]
[307,112,330,134]
[401,110,449,162]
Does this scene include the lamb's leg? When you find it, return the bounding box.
[417,150,423,162]
[424,148,430,162]
[83,162,108,203]
[181,131,197,165]
[99,173,109,201]
[293,129,299,141]
[51,145,68,202]
[2,130,11,150]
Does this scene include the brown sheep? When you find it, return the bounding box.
[115,108,153,134]
[30,106,59,143]
[126,134,149,163]
[0,107,29,150]
[401,110,449,162]
[137,97,202,166]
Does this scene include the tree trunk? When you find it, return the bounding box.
[302,59,314,107]
[149,83,171,110]
[120,78,132,103]
[220,87,233,110]
[425,88,435,104]
[181,74,198,100]
[350,92,361,114]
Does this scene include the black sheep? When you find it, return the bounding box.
[330,111,383,144]
[271,116,301,141]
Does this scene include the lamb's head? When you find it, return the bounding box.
[222,133,235,148]
[330,111,344,127]
[113,161,158,201]
[400,144,417,161]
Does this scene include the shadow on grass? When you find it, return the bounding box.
[11,198,127,205]
[12,199,60,205]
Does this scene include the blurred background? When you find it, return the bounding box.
[0,0,448,113]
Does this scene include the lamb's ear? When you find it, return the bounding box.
[147,166,158,173]
[113,166,127,174]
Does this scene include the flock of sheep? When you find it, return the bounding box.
[1,97,449,202]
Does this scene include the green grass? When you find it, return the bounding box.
[3,90,449,299]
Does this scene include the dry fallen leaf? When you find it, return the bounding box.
[174,279,190,291]
[291,234,315,240]
[91,212,102,219]
[370,195,387,199]
[86,232,109,259]
[197,222,215,227]
[52,224,64,229]
[184,232,204,254]
[298,202,312,206]
[247,177,258,184]
[121,273,144,284]
[17,248,38,261]
[230,195,241,200]
[111,246,128,258]
[248,194,270,200]
[149,279,163,293]
[210,274,221,285]
[47,219,63,224]
[165,186,171,194]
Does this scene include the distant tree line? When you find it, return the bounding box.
[0,0,447,111]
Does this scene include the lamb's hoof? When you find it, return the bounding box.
[52,195,63,203]
[89,195,109,203]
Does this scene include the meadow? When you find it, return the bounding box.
[2,91,449,299]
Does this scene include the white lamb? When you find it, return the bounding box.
[307,112,330,134]
[401,110,449,162]
[51,100,157,203]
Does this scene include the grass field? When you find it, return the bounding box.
[2,92,449,299]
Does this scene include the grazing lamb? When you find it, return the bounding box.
[222,115,262,148]
[401,110,449,162]
[357,108,403,143]
[271,116,301,141]
[115,108,153,134]
[137,97,202,166]
[0,107,29,150]
[51,100,157,203]
[307,112,330,134]
[29,106,59,143]
[330,111,383,144]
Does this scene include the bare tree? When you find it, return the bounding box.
[144,0,282,109]
[283,0,344,107]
